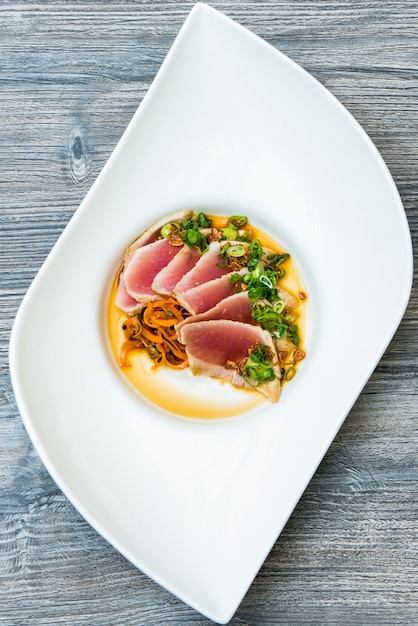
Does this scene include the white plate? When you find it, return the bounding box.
[9,3,413,623]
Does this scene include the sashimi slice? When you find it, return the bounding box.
[175,271,243,315]
[123,210,193,263]
[115,273,145,315]
[178,319,281,402]
[123,238,182,301]
[175,291,253,332]
[173,241,229,294]
[152,245,201,295]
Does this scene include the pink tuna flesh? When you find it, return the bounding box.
[123,238,182,302]
[174,241,229,294]
[152,245,201,296]
[115,273,145,315]
[123,210,193,263]
[175,271,243,315]
[178,319,281,402]
[176,291,253,332]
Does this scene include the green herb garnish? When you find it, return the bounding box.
[243,344,276,386]
[183,212,212,231]
[181,228,208,254]
[160,221,181,238]
[251,300,300,343]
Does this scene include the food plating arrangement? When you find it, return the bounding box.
[109,210,307,415]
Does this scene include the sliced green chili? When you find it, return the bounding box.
[229,215,248,228]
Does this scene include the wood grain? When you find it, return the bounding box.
[1,1,417,624]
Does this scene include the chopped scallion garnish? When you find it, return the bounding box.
[243,344,276,385]
[250,238,263,260]
[227,244,246,258]
[160,222,181,238]
[181,228,208,254]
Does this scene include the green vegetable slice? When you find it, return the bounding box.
[243,344,276,386]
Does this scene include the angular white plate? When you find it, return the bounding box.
[9,3,412,623]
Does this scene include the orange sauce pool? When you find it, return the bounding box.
[107,215,308,419]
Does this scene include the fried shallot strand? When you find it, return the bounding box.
[119,298,189,369]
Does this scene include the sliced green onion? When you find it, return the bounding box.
[229,272,241,284]
[216,243,229,267]
[273,299,286,314]
[259,274,273,289]
[182,229,208,254]
[227,244,246,258]
[244,344,276,385]
[222,226,238,240]
[183,212,211,231]
[247,258,259,271]
[198,212,212,228]
[273,323,288,338]
[250,238,263,260]
[251,261,264,278]
[252,303,285,336]
[160,222,181,238]
[186,231,199,244]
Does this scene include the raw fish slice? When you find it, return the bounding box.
[175,291,253,332]
[178,319,281,402]
[115,273,145,315]
[152,245,200,295]
[124,210,192,263]
[174,241,229,294]
[124,238,182,301]
[176,271,244,315]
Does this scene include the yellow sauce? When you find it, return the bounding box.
[107,215,307,419]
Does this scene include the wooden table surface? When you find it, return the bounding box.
[1,1,417,624]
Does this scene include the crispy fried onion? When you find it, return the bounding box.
[119,297,189,369]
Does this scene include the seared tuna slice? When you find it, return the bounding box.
[175,271,243,315]
[175,291,253,332]
[115,273,145,315]
[178,320,281,402]
[123,238,182,302]
[124,210,193,263]
[174,241,229,294]
[152,245,201,296]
